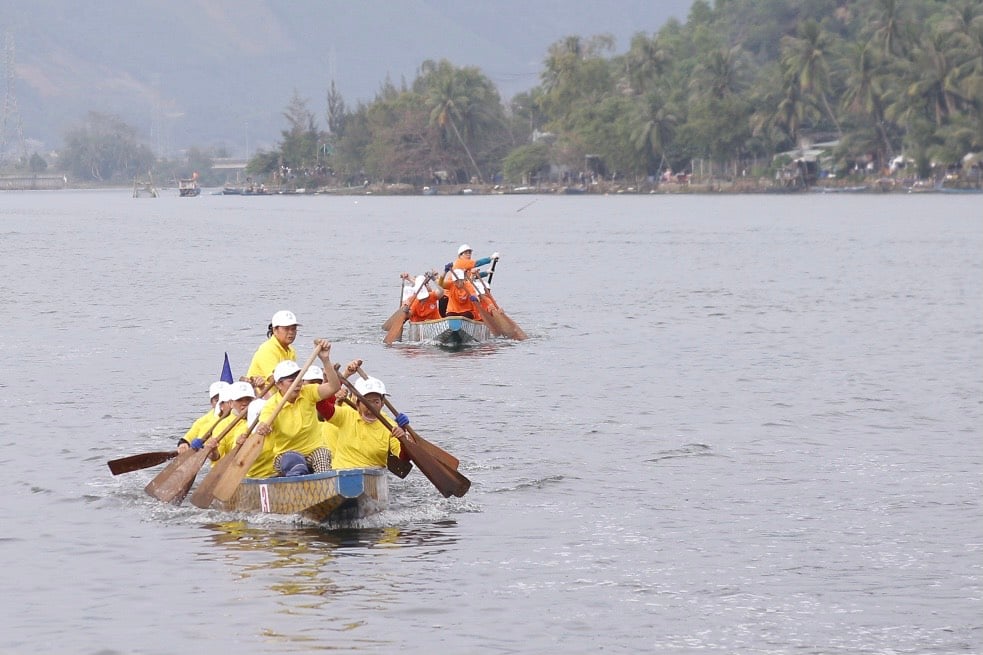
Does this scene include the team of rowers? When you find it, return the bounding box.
[397,244,500,322]
[176,312,412,479]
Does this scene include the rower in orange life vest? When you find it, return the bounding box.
[407,273,444,322]
[440,244,500,319]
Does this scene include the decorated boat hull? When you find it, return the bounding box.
[402,316,491,347]
[215,467,388,523]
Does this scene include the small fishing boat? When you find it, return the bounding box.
[214,467,388,523]
[401,316,492,347]
[178,176,201,197]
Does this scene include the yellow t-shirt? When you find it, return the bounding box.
[181,409,222,443]
[260,385,328,458]
[328,403,401,469]
[246,336,297,380]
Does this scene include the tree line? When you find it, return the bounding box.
[256,0,982,188]
[12,0,981,187]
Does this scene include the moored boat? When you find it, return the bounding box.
[213,467,388,523]
[178,177,201,197]
[401,316,492,347]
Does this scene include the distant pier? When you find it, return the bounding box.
[0,174,68,190]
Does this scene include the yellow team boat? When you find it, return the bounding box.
[215,467,388,523]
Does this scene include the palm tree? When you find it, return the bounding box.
[630,91,677,174]
[779,20,842,136]
[840,41,895,160]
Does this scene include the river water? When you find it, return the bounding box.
[0,189,980,654]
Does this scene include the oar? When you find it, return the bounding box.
[356,366,460,470]
[473,274,527,341]
[384,273,433,345]
[208,346,324,504]
[107,450,178,476]
[381,274,411,332]
[448,267,505,337]
[338,375,470,498]
[144,411,229,504]
[486,256,499,285]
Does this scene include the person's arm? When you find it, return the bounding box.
[314,340,340,400]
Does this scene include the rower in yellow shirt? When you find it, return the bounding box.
[176,381,230,453]
[246,310,299,390]
[254,340,340,476]
[329,376,409,470]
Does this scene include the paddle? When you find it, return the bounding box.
[144,410,230,504]
[472,273,527,341]
[448,267,505,337]
[107,450,178,476]
[338,375,470,498]
[384,273,433,345]
[486,256,498,285]
[208,346,324,504]
[381,274,411,332]
[356,366,460,470]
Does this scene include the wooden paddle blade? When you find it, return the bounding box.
[497,309,528,340]
[189,445,238,509]
[387,453,413,478]
[108,450,177,475]
[211,434,266,502]
[472,301,504,337]
[381,306,402,331]
[144,449,211,504]
[401,438,470,498]
[383,314,407,345]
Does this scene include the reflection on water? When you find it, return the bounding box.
[201,519,462,598]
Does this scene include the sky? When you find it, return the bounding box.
[1,0,696,157]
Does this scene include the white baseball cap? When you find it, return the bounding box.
[303,365,325,382]
[218,384,236,403]
[209,381,229,399]
[246,398,267,424]
[414,275,429,300]
[457,243,472,255]
[271,310,300,327]
[227,381,256,400]
[273,360,302,382]
[354,376,387,397]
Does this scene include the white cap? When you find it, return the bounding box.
[271,310,299,327]
[303,365,325,382]
[354,376,387,397]
[273,360,302,382]
[209,381,229,399]
[218,384,236,403]
[246,398,267,424]
[457,243,472,255]
[227,381,256,401]
[414,275,429,300]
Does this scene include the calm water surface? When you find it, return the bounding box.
[0,189,980,654]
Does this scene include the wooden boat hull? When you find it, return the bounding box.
[402,316,491,347]
[215,467,388,523]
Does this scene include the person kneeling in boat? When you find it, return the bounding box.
[254,341,340,476]
[177,381,231,453]
[328,376,414,469]
[408,273,444,322]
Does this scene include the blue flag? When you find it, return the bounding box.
[220,352,234,384]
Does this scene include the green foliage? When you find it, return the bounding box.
[59,111,156,182]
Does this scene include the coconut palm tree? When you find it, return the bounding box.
[780,20,842,137]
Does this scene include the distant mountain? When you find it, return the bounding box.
[0,0,693,158]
